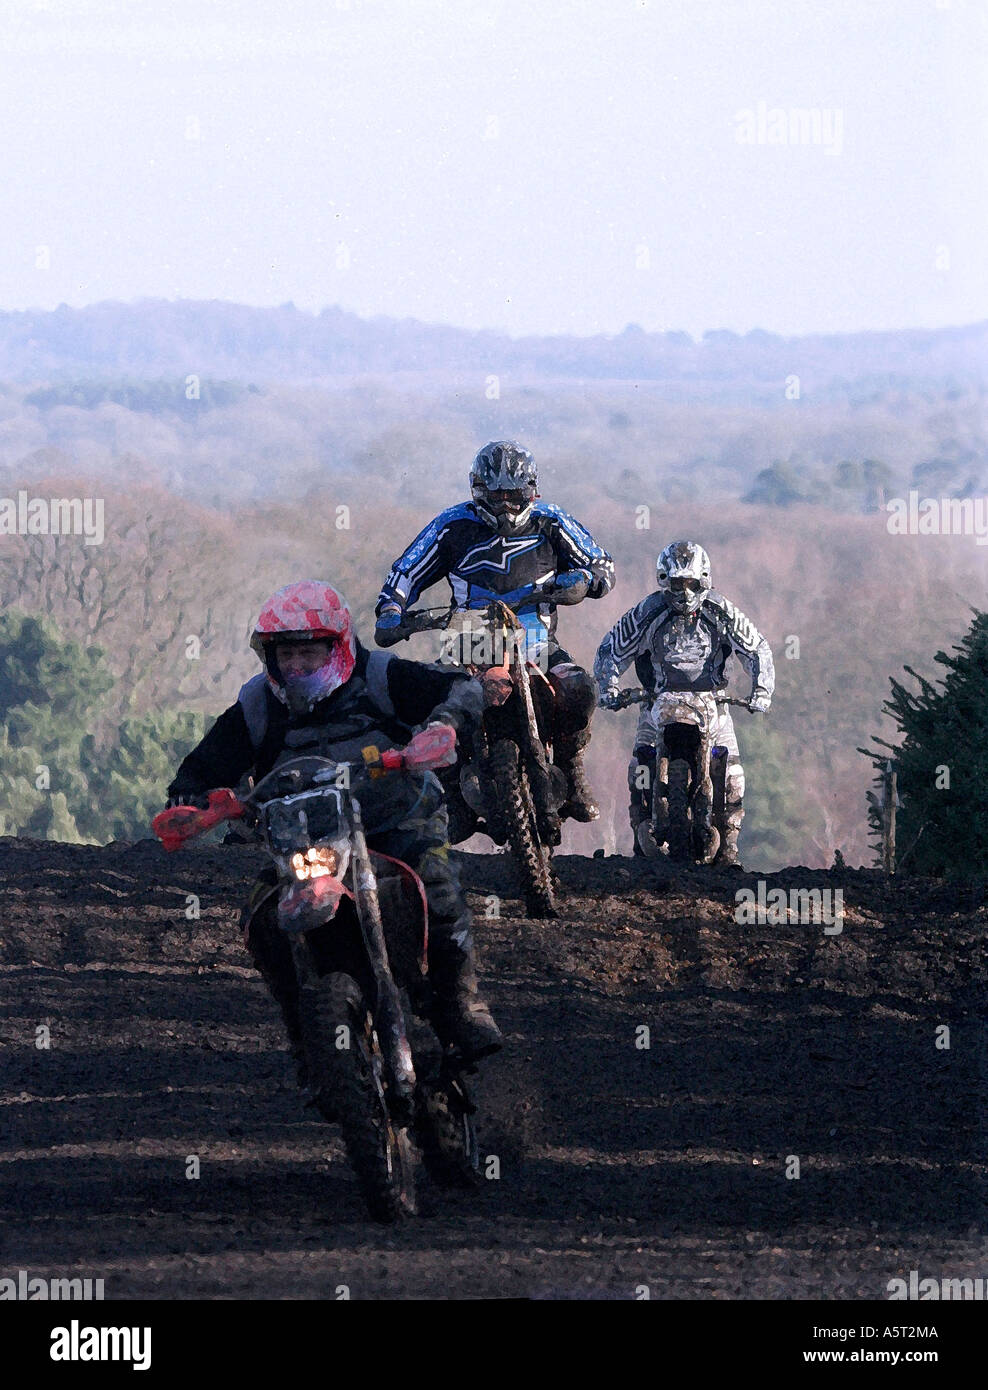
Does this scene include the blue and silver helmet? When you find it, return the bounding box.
[469,441,538,534]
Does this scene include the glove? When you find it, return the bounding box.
[598,688,623,711]
[165,792,209,809]
[550,568,591,605]
[375,606,405,647]
[386,722,459,772]
[421,721,459,767]
[748,693,771,714]
[554,568,591,590]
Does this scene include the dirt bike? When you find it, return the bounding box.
[608,687,749,864]
[152,725,479,1223]
[396,591,572,919]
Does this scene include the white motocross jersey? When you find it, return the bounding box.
[594,590,774,700]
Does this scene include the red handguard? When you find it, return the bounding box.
[380,723,458,772]
[152,788,245,851]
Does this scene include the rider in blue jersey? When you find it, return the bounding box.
[375,441,615,825]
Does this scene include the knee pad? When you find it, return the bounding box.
[725,755,745,805]
[416,846,466,920]
[548,664,597,727]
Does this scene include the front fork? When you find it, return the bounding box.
[288,799,417,1123]
[650,725,719,862]
[349,797,417,1119]
[691,728,719,862]
[510,638,549,781]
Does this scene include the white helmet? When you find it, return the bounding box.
[656,540,711,614]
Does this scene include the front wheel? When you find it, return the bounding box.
[490,737,556,918]
[301,971,417,1223]
[415,1077,480,1190]
[665,758,692,863]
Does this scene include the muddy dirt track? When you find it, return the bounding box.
[1,838,984,1300]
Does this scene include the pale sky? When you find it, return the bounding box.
[1,0,985,338]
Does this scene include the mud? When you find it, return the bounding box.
[1,837,984,1299]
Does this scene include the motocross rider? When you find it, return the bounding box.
[166,580,503,1065]
[374,441,615,824]
[594,541,774,866]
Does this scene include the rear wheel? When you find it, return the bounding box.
[301,971,417,1223]
[490,737,556,918]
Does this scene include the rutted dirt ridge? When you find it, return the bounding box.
[1,838,985,1300]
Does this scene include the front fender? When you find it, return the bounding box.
[481,664,514,706]
[648,690,720,730]
[277,875,352,934]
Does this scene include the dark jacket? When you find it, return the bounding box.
[167,642,481,800]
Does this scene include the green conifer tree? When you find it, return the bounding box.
[862,610,988,877]
[0,613,113,840]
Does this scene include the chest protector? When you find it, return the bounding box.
[645,608,730,693]
[238,654,409,769]
[236,656,441,836]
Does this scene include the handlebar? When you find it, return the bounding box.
[152,787,246,851]
[608,686,647,710]
[605,688,752,711]
[386,583,571,642]
[152,724,459,852]
[400,606,457,635]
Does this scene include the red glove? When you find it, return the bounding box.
[380,723,458,772]
[153,788,244,851]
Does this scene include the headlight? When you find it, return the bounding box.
[290,846,339,881]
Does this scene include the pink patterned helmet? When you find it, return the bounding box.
[250,581,357,712]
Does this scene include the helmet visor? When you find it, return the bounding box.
[484,488,530,517]
[667,577,705,610]
[270,637,351,712]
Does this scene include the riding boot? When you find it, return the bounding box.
[717,803,744,869]
[427,930,503,1061]
[630,798,648,855]
[444,784,477,846]
[556,728,599,822]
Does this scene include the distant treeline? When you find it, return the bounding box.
[24,379,257,415]
[2,477,985,869]
[0,299,984,389]
[0,374,983,515]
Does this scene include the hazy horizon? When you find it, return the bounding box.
[3,294,987,346]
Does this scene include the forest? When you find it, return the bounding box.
[0,302,985,869]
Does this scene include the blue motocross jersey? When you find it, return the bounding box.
[377,500,615,647]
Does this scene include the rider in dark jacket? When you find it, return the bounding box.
[167,580,502,1065]
[374,441,615,822]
